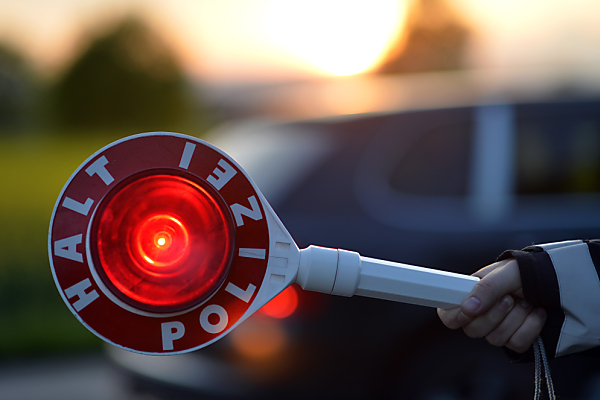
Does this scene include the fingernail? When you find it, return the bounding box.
[462,297,481,314]
[520,299,531,308]
[457,312,470,323]
[499,296,513,311]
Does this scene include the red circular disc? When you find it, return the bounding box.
[91,170,235,313]
[48,133,271,354]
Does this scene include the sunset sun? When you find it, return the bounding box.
[263,0,407,76]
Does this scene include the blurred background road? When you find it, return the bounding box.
[0,354,129,400]
[2,0,600,399]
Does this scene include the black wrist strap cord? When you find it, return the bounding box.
[533,336,555,400]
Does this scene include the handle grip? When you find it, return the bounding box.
[296,246,479,309]
[356,256,479,308]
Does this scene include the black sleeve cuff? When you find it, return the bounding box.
[496,248,565,361]
[497,249,561,310]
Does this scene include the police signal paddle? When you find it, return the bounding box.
[48,132,479,355]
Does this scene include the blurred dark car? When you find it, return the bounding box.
[108,80,600,400]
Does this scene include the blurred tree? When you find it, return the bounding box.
[375,0,472,74]
[52,17,195,132]
[0,43,35,131]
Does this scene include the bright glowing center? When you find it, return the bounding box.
[135,215,189,268]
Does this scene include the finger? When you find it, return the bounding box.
[485,299,533,347]
[461,259,521,317]
[462,295,515,338]
[437,306,473,329]
[471,262,505,279]
[506,308,548,354]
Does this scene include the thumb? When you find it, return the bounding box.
[461,259,522,317]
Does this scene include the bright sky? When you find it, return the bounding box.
[1,0,600,83]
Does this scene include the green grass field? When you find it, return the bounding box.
[0,132,146,355]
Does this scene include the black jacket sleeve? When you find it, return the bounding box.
[498,240,600,360]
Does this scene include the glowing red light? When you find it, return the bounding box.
[259,285,299,319]
[134,214,190,268]
[91,170,235,312]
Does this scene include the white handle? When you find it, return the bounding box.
[296,246,479,309]
[356,256,479,308]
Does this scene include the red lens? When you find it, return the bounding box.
[91,170,235,312]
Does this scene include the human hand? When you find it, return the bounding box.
[437,259,547,353]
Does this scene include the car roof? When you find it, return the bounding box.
[205,67,600,122]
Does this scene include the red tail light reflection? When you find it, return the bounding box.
[258,285,299,319]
